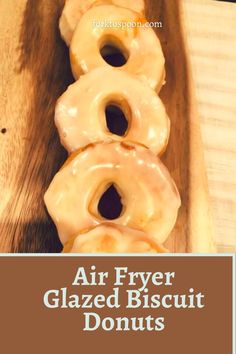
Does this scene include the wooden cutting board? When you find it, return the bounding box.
[0,0,215,253]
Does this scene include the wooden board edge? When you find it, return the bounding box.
[179,1,216,253]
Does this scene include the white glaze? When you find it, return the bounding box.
[44,142,181,245]
[70,5,165,91]
[55,67,170,154]
[59,0,145,45]
[64,223,168,253]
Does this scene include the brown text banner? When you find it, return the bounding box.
[0,256,233,354]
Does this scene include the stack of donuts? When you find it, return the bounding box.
[44,0,181,253]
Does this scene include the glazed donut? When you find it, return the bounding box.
[63,224,168,253]
[44,142,181,245]
[55,67,170,155]
[70,5,165,91]
[59,0,145,46]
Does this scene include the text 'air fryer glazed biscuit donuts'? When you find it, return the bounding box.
[59,0,145,45]
[55,67,170,155]
[44,142,181,245]
[63,224,169,253]
[70,5,165,91]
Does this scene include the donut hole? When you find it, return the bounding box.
[105,104,128,136]
[100,38,129,67]
[98,184,123,220]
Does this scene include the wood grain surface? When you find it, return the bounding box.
[0,0,72,252]
[0,0,214,253]
[183,0,236,252]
